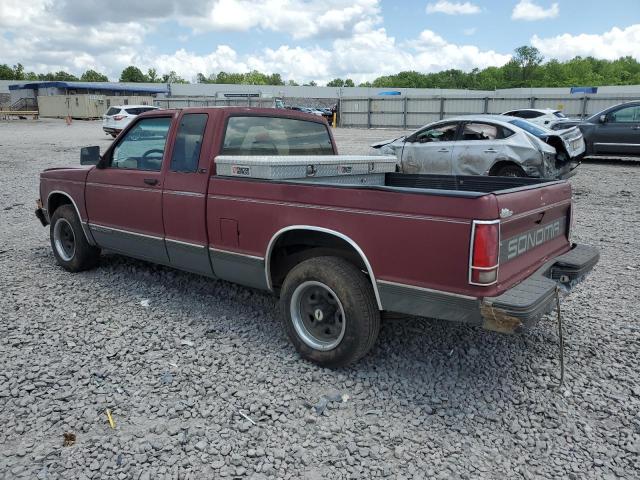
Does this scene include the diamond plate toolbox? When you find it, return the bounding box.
[214,155,398,180]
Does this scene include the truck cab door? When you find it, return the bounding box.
[593,105,640,155]
[400,122,458,174]
[85,115,173,264]
[450,122,505,175]
[161,112,214,276]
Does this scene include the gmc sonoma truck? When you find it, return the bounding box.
[36,107,599,367]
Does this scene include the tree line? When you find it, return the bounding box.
[2,46,639,89]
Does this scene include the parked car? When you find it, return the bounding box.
[549,101,640,156]
[35,107,598,367]
[372,115,585,179]
[102,105,160,138]
[502,108,568,127]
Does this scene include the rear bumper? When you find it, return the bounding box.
[480,243,599,333]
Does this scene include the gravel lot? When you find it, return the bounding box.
[1,118,639,479]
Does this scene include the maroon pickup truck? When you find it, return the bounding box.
[36,107,598,367]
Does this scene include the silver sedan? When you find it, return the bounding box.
[371,115,585,179]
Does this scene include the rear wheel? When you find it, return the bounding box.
[494,164,526,177]
[50,205,101,272]
[280,256,380,368]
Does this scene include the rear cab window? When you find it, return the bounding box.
[221,116,333,155]
[106,107,121,116]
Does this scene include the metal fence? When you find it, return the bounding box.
[154,97,275,108]
[339,94,640,129]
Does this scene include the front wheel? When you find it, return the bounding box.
[280,256,380,368]
[50,205,101,272]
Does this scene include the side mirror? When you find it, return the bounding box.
[80,146,100,166]
[599,114,608,123]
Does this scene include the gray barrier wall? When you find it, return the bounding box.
[154,97,276,108]
[339,94,640,129]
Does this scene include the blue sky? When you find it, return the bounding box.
[1,0,639,83]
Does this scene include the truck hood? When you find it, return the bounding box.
[40,166,93,182]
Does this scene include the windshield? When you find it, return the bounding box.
[508,119,547,137]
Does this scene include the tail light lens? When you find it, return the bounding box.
[469,221,500,286]
[113,115,126,121]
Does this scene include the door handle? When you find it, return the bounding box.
[632,126,640,130]
[144,178,158,186]
[437,148,449,152]
[484,148,497,153]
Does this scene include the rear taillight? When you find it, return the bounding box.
[113,115,126,121]
[469,220,500,286]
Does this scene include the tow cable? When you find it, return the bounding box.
[555,286,565,388]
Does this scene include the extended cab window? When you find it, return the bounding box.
[221,116,333,155]
[111,117,171,171]
[170,113,208,172]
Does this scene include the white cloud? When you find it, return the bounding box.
[463,27,477,36]
[532,24,640,61]
[512,0,559,21]
[182,0,381,39]
[426,1,480,15]
[0,0,512,83]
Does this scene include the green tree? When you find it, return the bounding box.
[344,78,355,87]
[513,45,544,83]
[147,68,159,82]
[80,69,108,82]
[119,66,148,82]
[0,64,14,79]
[161,71,188,83]
[326,78,345,87]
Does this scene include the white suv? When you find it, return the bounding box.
[102,105,159,137]
[501,108,567,127]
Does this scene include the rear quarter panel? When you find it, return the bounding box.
[206,177,501,298]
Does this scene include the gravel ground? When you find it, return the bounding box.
[1,119,639,479]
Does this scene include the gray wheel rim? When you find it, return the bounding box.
[53,218,76,262]
[290,281,346,351]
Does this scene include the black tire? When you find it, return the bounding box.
[280,256,380,368]
[494,164,526,177]
[49,204,101,272]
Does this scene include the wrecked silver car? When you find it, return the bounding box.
[371,115,585,178]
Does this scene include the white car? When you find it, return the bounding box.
[102,105,160,138]
[501,108,568,127]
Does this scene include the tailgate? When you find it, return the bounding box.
[495,181,572,292]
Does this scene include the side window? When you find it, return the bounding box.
[414,123,458,143]
[221,116,333,155]
[609,106,640,123]
[170,113,208,173]
[501,126,515,138]
[460,123,499,141]
[111,117,172,171]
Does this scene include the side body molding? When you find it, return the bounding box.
[46,190,97,246]
[264,225,383,310]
